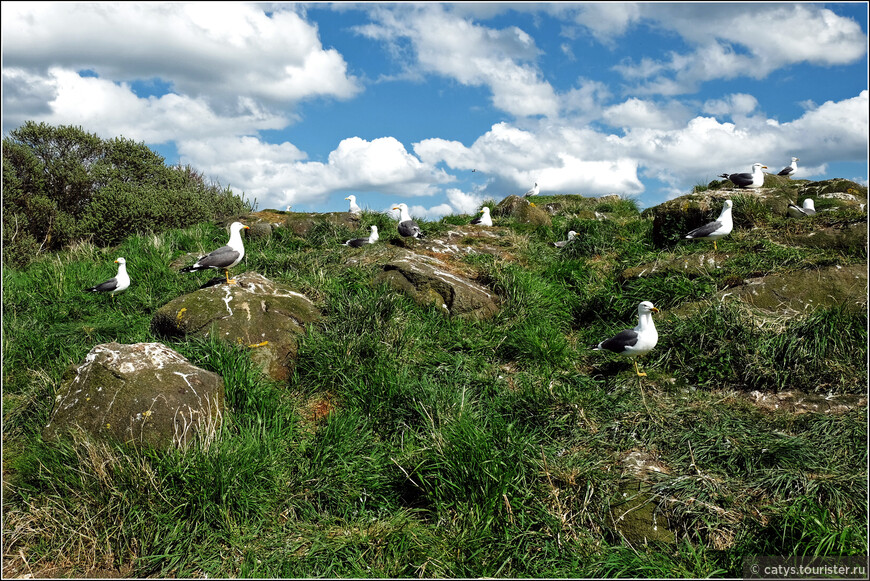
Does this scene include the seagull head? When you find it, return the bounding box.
[792,157,800,162]
[345,195,356,202]
[370,225,378,233]
[752,163,767,170]
[230,221,250,234]
[115,257,126,265]
[638,301,659,315]
[567,230,577,240]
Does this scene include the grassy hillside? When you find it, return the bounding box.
[2,189,867,578]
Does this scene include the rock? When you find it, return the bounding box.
[281,211,360,237]
[645,194,733,249]
[785,221,867,253]
[717,264,867,315]
[151,272,320,381]
[610,479,676,545]
[44,343,224,449]
[743,389,868,415]
[376,251,499,319]
[246,221,272,241]
[493,195,552,226]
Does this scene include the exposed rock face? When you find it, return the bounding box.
[281,211,360,237]
[645,195,733,249]
[376,251,499,319]
[785,221,867,253]
[493,195,552,226]
[44,343,224,449]
[151,272,320,381]
[717,264,867,315]
[744,390,868,415]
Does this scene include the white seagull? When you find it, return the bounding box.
[180,221,250,284]
[523,182,540,197]
[553,231,578,248]
[343,225,379,248]
[787,198,816,218]
[84,257,130,299]
[685,199,733,251]
[345,195,362,216]
[719,163,767,189]
[392,203,425,239]
[470,207,493,226]
[592,301,660,377]
[777,157,799,178]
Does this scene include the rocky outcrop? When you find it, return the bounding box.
[644,195,733,249]
[376,251,499,320]
[281,211,360,237]
[493,195,552,226]
[44,343,224,449]
[151,272,320,381]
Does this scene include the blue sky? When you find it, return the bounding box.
[2,2,868,218]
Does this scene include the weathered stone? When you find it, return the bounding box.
[246,221,273,241]
[716,264,867,315]
[44,342,224,449]
[620,253,732,281]
[610,479,676,545]
[743,389,868,415]
[281,211,360,237]
[493,195,552,226]
[151,272,320,381]
[376,251,499,319]
[645,194,733,249]
[785,221,867,253]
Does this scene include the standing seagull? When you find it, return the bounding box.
[523,182,540,197]
[343,225,379,248]
[592,301,660,377]
[553,231,578,248]
[685,199,733,251]
[777,157,799,178]
[345,195,362,216]
[470,207,493,226]
[719,163,767,189]
[392,203,425,239]
[787,199,816,218]
[180,221,250,284]
[84,257,130,300]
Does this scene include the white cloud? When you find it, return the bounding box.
[602,98,692,130]
[702,93,759,118]
[356,4,559,117]
[609,4,867,95]
[179,135,453,209]
[1,3,361,107]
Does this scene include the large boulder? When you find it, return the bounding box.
[494,195,552,226]
[644,194,733,249]
[151,272,320,381]
[376,251,499,320]
[44,343,224,449]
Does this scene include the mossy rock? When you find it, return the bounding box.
[151,272,320,381]
[44,343,225,449]
[280,211,360,237]
[644,194,732,249]
[609,479,676,545]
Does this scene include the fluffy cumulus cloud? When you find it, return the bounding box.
[179,135,452,208]
[355,4,559,117]
[607,4,867,95]
[1,3,359,137]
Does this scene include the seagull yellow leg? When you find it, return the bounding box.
[713,240,718,251]
[634,360,647,377]
[225,270,236,285]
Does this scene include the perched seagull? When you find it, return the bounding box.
[470,207,493,226]
[392,203,425,239]
[345,195,362,216]
[592,301,660,377]
[787,198,816,218]
[343,225,379,248]
[84,257,130,299]
[553,231,578,248]
[777,157,799,178]
[180,221,250,284]
[285,205,292,212]
[523,182,540,197]
[685,199,733,251]
[719,163,767,189]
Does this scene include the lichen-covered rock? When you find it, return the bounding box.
[376,251,499,319]
[644,194,733,249]
[785,221,867,253]
[717,264,867,315]
[281,211,360,237]
[44,343,224,449]
[151,272,320,381]
[494,195,552,226]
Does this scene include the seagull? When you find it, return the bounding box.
[787,198,816,218]
[470,207,493,226]
[343,225,379,248]
[553,231,577,248]
[777,157,799,178]
[180,221,250,284]
[685,199,733,251]
[719,163,767,189]
[345,195,362,216]
[392,203,425,239]
[523,182,540,197]
[592,301,660,377]
[84,257,130,300]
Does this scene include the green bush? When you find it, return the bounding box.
[2,121,252,266]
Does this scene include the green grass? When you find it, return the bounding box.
[3,207,866,578]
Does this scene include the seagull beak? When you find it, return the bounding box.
[114,259,119,263]
[244,225,250,230]
[651,307,660,313]
[762,166,768,169]
[345,197,350,200]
